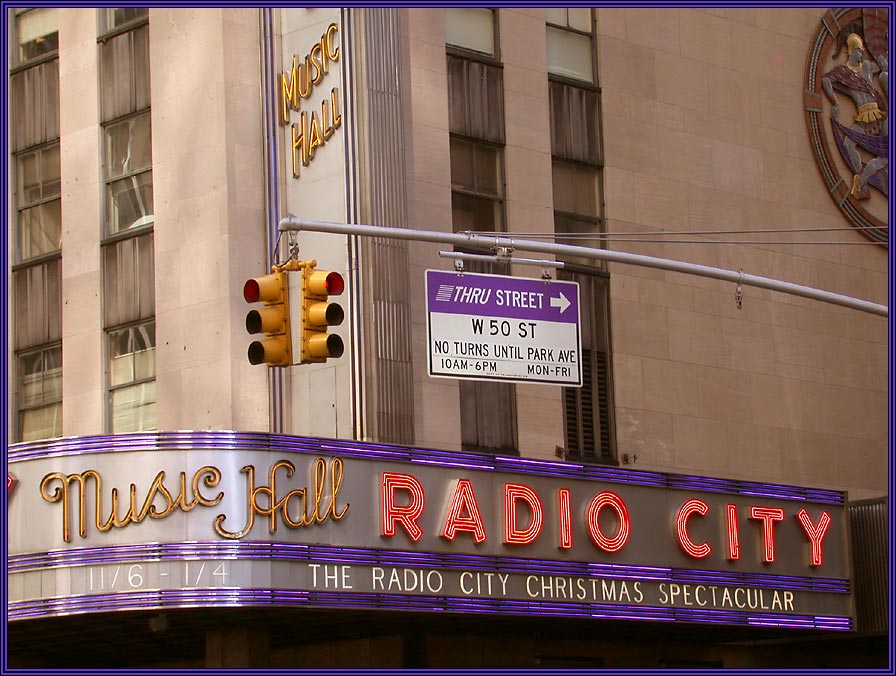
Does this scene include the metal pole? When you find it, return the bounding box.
[279,216,889,317]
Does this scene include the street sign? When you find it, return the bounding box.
[426,269,582,386]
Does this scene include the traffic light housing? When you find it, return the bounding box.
[243,272,292,367]
[300,265,345,363]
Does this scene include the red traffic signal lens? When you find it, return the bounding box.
[325,271,345,296]
[243,279,260,303]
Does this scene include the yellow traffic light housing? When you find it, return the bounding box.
[243,271,292,367]
[300,264,345,363]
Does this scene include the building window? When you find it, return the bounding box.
[105,112,154,233]
[450,137,503,232]
[13,258,63,442]
[545,8,594,83]
[18,345,62,441]
[12,8,62,442]
[15,143,61,261]
[445,8,495,57]
[98,12,156,432]
[456,259,518,455]
[105,7,148,31]
[100,21,152,235]
[108,321,156,433]
[460,378,518,454]
[14,8,59,65]
[553,160,602,262]
[447,19,515,454]
[549,81,601,164]
[103,231,155,432]
[546,17,611,462]
[549,87,604,266]
[561,275,613,463]
[447,55,505,144]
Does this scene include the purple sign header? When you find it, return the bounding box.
[426,270,579,323]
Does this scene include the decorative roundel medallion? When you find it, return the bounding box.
[804,7,888,245]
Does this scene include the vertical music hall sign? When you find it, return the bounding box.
[280,21,342,177]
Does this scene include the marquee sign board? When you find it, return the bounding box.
[7,432,851,630]
[426,270,582,386]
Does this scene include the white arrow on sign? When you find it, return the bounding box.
[550,292,571,314]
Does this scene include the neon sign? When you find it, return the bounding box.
[8,432,852,628]
[280,22,342,177]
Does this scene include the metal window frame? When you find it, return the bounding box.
[545,7,597,86]
[557,272,616,464]
[97,7,149,44]
[101,109,154,239]
[105,318,157,433]
[10,7,60,71]
[445,7,500,62]
[449,135,507,233]
[15,341,63,442]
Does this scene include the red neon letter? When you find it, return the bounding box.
[675,499,711,558]
[381,472,425,542]
[503,483,544,545]
[725,504,740,561]
[558,488,573,549]
[586,491,631,552]
[796,509,832,567]
[750,506,785,563]
[441,479,487,543]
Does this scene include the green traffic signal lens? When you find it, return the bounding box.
[247,341,266,365]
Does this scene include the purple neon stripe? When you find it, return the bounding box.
[410,458,495,471]
[9,541,849,594]
[7,432,847,505]
[7,588,853,631]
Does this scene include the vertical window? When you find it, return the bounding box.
[105,112,154,233]
[11,8,62,441]
[105,7,148,31]
[560,275,613,463]
[13,260,62,440]
[16,144,62,261]
[547,9,613,463]
[103,231,156,433]
[447,11,516,454]
[99,11,156,432]
[14,8,59,64]
[108,322,156,433]
[445,8,496,57]
[547,14,604,263]
[450,137,503,232]
[100,19,153,234]
[18,346,62,441]
[552,161,602,263]
[454,257,518,455]
[545,8,594,83]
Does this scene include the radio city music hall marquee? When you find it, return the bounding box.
[8,432,851,630]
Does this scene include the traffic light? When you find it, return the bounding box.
[300,264,345,363]
[243,271,292,367]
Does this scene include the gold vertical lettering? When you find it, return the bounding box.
[298,56,312,99]
[308,111,323,161]
[214,465,258,540]
[280,55,300,124]
[325,23,340,61]
[329,457,349,520]
[291,117,306,176]
[310,43,324,86]
[322,97,333,140]
[331,88,342,128]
